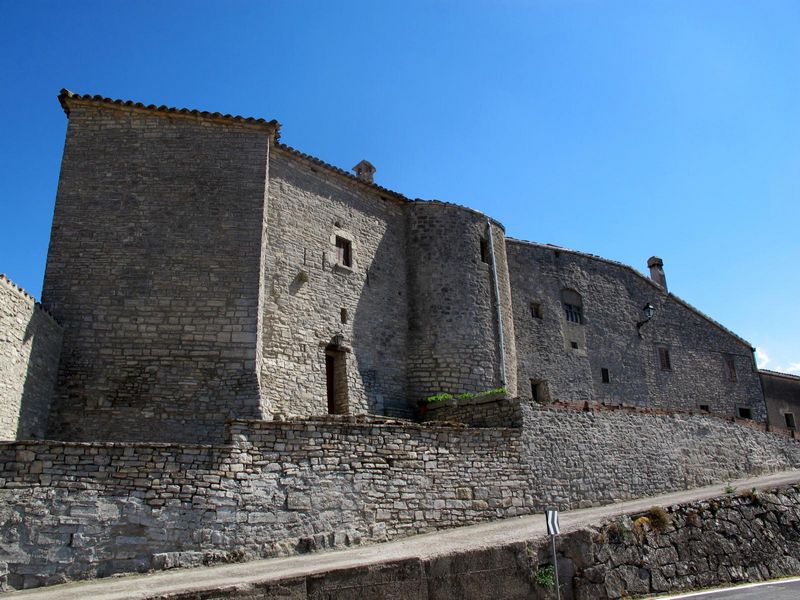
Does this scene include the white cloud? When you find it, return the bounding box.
[754,347,800,375]
[755,347,770,369]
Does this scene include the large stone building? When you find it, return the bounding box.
[3,90,800,593]
[0,89,774,444]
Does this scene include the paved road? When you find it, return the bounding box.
[7,469,800,600]
[655,578,800,599]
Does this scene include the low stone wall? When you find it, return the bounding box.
[0,275,62,441]
[421,395,522,427]
[546,485,800,599]
[0,416,529,590]
[1,406,800,591]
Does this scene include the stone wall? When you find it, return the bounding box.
[0,275,62,441]
[549,485,800,599]
[521,403,800,509]
[0,416,528,590]
[42,97,275,444]
[421,395,522,428]
[760,370,800,430]
[262,147,410,418]
[1,405,799,591]
[406,203,516,402]
[507,241,765,420]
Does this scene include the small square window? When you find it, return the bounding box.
[601,368,610,383]
[785,413,796,429]
[699,404,710,412]
[530,302,542,319]
[335,236,352,267]
[737,407,752,420]
[570,341,579,349]
[658,347,672,371]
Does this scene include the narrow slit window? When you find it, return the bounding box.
[658,347,672,371]
[724,356,737,382]
[480,238,490,264]
[601,368,610,383]
[335,236,352,267]
[530,302,542,319]
[340,308,348,324]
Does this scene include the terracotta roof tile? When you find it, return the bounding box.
[58,89,281,137]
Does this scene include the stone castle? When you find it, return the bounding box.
[0,90,799,592]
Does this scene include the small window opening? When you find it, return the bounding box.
[785,413,796,429]
[530,379,550,403]
[335,236,352,267]
[561,289,584,324]
[724,356,737,382]
[658,347,672,371]
[570,341,579,349]
[340,308,348,324]
[699,404,710,412]
[530,302,542,319]
[480,238,490,264]
[601,368,610,383]
[737,407,752,420]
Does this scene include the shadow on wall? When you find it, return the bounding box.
[14,311,62,440]
[351,214,409,419]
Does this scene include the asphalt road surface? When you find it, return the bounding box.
[657,578,800,599]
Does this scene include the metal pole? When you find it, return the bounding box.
[551,534,561,600]
[486,220,507,387]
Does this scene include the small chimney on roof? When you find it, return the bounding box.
[647,256,668,291]
[353,160,376,183]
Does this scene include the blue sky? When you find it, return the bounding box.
[1,1,798,372]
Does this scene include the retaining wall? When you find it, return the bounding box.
[1,405,800,591]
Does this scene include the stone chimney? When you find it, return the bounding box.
[353,160,376,183]
[647,256,667,291]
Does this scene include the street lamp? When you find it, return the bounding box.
[636,303,655,337]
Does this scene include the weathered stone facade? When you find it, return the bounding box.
[508,241,765,420]
[760,369,800,431]
[1,403,798,590]
[21,90,765,444]
[0,275,61,441]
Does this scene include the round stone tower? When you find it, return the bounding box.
[406,201,517,403]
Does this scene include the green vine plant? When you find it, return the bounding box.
[420,386,508,405]
[535,564,556,588]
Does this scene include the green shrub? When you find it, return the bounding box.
[535,564,555,588]
[420,393,453,404]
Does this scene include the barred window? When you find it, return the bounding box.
[561,289,584,324]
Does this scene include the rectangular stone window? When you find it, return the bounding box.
[480,238,490,264]
[785,413,796,429]
[658,347,672,371]
[570,341,579,349]
[699,404,710,412]
[340,308,348,324]
[530,379,549,403]
[724,355,737,382]
[530,302,542,319]
[335,236,352,267]
[563,303,583,324]
[737,407,752,420]
[601,368,610,383]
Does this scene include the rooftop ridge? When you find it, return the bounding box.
[58,89,281,138]
[0,273,60,324]
[760,369,800,381]
[506,238,754,350]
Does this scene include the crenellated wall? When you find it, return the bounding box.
[0,275,62,440]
